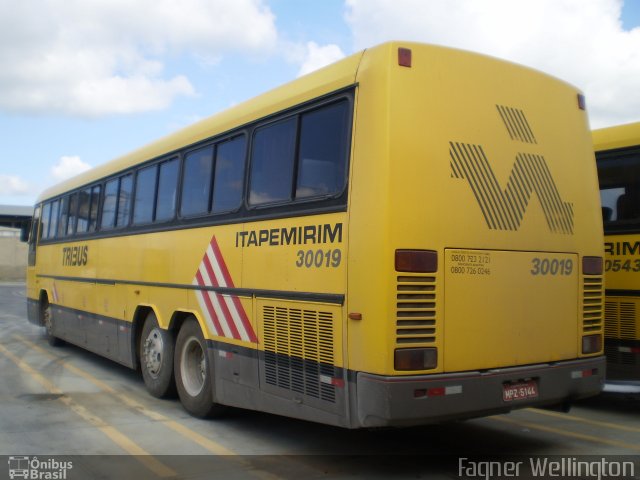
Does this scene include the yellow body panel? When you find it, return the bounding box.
[347,43,602,375]
[444,249,579,371]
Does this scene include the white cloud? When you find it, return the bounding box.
[51,156,92,181]
[297,42,346,77]
[345,0,640,127]
[0,0,278,117]
[0,175,30,196]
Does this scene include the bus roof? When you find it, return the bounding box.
[36,40,577,203]
[37,47,366,202]
[592,121,640,152]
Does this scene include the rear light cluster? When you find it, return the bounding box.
[582,334,602,354]
[394,348,437,371]
[582,256,603,275]
[395,250,437,273]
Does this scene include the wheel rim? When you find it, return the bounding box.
[143,328,164,379]
[181,336,206,397]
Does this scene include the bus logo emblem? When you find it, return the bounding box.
[449,107,573,234]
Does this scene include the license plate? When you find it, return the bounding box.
[503,380,539,402]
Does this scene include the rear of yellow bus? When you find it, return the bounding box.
[593,122,640,393]
[347,42,605,427]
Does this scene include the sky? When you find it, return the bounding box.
[1,0,640,207]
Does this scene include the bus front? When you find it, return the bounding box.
[347,42,605,427]
[594,121,640,393]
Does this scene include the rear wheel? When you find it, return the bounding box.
[42,299,63,347]
[140,311,176,398]
[174,318,225,418]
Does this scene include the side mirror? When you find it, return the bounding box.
[20,221,31,243]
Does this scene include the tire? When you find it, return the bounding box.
[174,318,225,418]
[42,299,63,347]
[140,311,176,398]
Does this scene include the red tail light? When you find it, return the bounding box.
[582,256,603,275]
[582,334,602,354]
[395,250,437,273]
[394,348,437,370]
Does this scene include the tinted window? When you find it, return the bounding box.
[181,146,214,217]
[213,136,245,213]
[133,165,157,225]
[76,188,92,233]
[101,179,119,230]
[49,200,60,238]
[156,158,178,222]
[116,174,133,227]
[296,101,349,198]
[66,193,79,236]
[58,196,69,237]
[249,118,296,205]
[88,185,101,232]
[597,148,640,231]
[40,203,51,239]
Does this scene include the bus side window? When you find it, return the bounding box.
[212,136,245,213]
[40,202,51,240]
[101,179,119,230]
[116,174,133,228]
[249,118,296,205]
[49,199,60,239]
[296,101,349,198]
[76,188,92,233]
[133,165,158,225]
[155,158,178,222]
[181,146,214,217]
[88,185,101,232]
[57,196,69,237]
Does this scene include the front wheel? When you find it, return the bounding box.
[174,318,225,418]
[42,300,63,347]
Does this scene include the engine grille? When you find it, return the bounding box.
[262,305,336,403]
[396,275,436,345]
[605,301,637,340]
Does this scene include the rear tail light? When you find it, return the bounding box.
[395,250,437,273]
[395,348,437,371]
[582,334,602,354]
[582,256,603,275]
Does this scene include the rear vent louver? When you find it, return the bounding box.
[582,275,604,334]
[605,301,637,340]
[263,306,336,403]
[396,275,436,345]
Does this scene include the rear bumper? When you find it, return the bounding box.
[355,356,605,427]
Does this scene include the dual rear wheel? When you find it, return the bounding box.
[140,314,224,418]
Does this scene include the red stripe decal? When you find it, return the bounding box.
[201,254,241,340]
[195,270,224,336]
[209,237,257,342]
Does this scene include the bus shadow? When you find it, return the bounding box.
[575,391,640,414]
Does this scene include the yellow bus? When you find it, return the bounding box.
[25,41,605,428]
[593,121,640,393]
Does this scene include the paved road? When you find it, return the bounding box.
[1,283,638,479]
